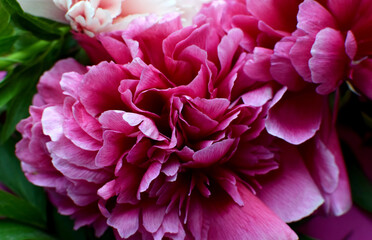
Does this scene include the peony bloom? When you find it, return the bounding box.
[17,0,210,36]
[15,14,331,239]
[17,0,67,23]
[282,0,372,98]
[192,0,353,216]
[15,59,109,236]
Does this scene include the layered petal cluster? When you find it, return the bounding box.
[15,60,109,236]
[271,0,372,98]
[193,0,353,216]
[15,14,332,239]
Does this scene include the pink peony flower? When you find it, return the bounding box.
[15,14,331,239]
[17,0,210,36]
[282,0,372,98]
[15,59,109,236]
[192,0,352,216]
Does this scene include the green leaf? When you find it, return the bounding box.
[0,138,47,219]
[52,210,87,240]
[0,35,19,55]
[298,233,318,240]
[348,159,372,212]
[0,62,39,109]
[0,1,11,34]
[0,75,37,142]
[0,220,55,240]
[362,112,372,130]
[0,0,68,40]
[0,40,50,68]
[0,190,46,228]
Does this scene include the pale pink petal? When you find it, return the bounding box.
[18,0,67,23]
[41,106,64,141]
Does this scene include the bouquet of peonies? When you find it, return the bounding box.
[0,0,372,239]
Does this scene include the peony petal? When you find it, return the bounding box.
[202,183,298,240]
[38,58,86,104]
[190,97,230,120]
[245,0,300,32]
[51,154,109,183]
[241,83,274,107]
[301,108,352,216]
[142,204,167,233]
[218,28,244,77]
[97,32,133,64]
[297,0,337,36]
[137,161,162,198]
[257,141,324,222]
[41,106,64,141]
[95,130,129,167]
[122,112,165,141]
[289,35,314,82]
[108,206,140,239]
[18,0,68,23]
[309,28,348,94]
[271,36,307,91]
[192,139,235,167]
[72,102,102,141]
[266,88,323,144]
[243,47,273,82]
[79,62,126,117]
[46,136,98,170]
[345,31,357,60]
[99,110,136,133]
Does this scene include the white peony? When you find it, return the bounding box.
[17,0,211,36]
